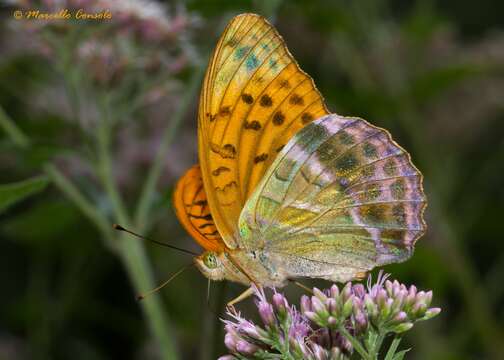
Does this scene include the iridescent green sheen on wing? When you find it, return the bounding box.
[238,114,426,282]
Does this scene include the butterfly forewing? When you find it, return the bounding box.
[239,114,427,282]
[198,13,329,248]
[173,165,224,252]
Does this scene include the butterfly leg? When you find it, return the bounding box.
[226,286,255,307]
[289,279,313,294]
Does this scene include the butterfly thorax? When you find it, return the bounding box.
[194,249,289,287]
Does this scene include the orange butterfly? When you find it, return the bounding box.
[173,13,426,304]
[174,12,328,282]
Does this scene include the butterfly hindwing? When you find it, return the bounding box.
[173,165,224,252]
[199,13,329,248]
[239,114,427,282]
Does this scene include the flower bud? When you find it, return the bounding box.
[391,292,405,313]
[352,284,366,298]
[381,298,394,321]
[364,294,378,319]
[301,295,312,313]
[423,307,441,320]
[352,297,363,314]
[272,292,288,316]
[326,298,337,316]
[416,290,426,302]
[377,289,388,309]
[224,323,235,333]
[330,284,340,299]
[314,287,329,302]
[354,311,368,334]
[392,322,414,333]
[327,316,338,327]
[342,297,354,318]
[404,291,417,311]
[258,301,276,327]
[385,279,393,295]
[238,321,261,339]
[424,291,433,307]
[236,339,259,355]
[393,280,402,296]
[341,282,353,301]
[411,301,428,319]
[224,332,238,352]
[304,311,321,324]
[391,311,408,325]
[312,295,329,317]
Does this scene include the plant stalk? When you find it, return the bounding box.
[134,65,205,232]
[0,106,30,148]
[338,326,371,360]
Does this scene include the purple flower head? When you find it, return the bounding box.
[288,308,311,340]
[221,275,441,359]
[272,290,289,317]
[254,286,276,327]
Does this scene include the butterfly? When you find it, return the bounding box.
[173,13,426,298]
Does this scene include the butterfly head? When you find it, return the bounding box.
[195,250,263,285]
[194,251,228,281]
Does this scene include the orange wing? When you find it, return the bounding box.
[198,13,329,248]
[173,165,224,252]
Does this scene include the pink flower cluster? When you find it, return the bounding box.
[221,274,441,359]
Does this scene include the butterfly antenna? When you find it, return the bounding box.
[137,263,194,301]
[112,224,198,256]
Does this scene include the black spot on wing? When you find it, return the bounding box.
[241,93,254,104]
[189,213,213,220]
[244,120,262,130]
[301,112,314,124]
[260,94,273,107]
[254,153,268,163]
[219,106,231,116]
[278,79,290,89]
[289,94,304,105]
[273,111,285,125]
[212,166,231,176]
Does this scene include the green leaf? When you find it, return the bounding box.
[0,176,49,214]
[384,337,410,360]
[392,349,410,360]
[384,337,402,360]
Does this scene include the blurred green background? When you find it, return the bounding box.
[1,0,503,359]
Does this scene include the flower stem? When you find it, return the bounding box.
[338,326,371,360]
[0,105,30,148]
[118,233,179,359]
[44,163,114,245]
[1,96,180,360]
[95,95,179,359]
[134,65,205,232]
[96,110,130,226]
[367,331,385,360]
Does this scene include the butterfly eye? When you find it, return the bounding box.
[203,252,219,269]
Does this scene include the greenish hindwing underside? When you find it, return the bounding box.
[238,114,427,282]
